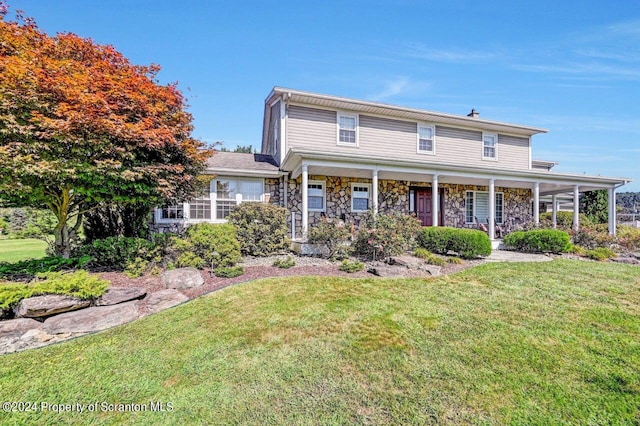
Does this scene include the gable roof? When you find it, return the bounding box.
[266,87,548,137]
[206,151,281,177]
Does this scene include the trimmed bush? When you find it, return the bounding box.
[173,223,241,269]
[227,203,288,256]
[339,259,365,273]
[354,212,422,260]
[503,229,570,253]
[418,227,491,259]
[540,211,591,230]
[0,270,108,309]
[272,256,296,269]
[214,265,244,278]
[586,247,617,261]
[307,219,353,260]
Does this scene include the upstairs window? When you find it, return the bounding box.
[338,113,358,145]
[351,183,371,212]
[417,124,435,154]
[483,133,497,160]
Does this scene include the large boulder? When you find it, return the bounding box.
[42,301,139,334]
[0,318,42,338]
[161,268,204,289]
[143,289,189,315]
[95,287,147,306]
[14,295,91,319]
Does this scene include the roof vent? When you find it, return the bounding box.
[467,108,479,118]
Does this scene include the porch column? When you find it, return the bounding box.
[573,185,580,231]
[431,174,439,227]
[488,178,495,240]
[301,164,309,237]
[608,187,616,236]
[552,194,558,229]
[533,182,540,224]
[372,169,379,215]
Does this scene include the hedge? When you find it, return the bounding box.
[227,202,289,256]
[503,229,570,253]
[417,227,491,259]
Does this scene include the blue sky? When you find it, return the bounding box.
[8,0,640,191]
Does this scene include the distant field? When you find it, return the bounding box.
[0,238,47,263]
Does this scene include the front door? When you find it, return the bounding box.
[415,188,444,226]
[416,189,433,226]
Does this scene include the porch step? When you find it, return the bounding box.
[491,239,505,250]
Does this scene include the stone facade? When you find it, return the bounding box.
[264,178,282,206]
[442,184,533,229]
[286,177,533,238]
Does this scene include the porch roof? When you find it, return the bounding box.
[282,148,632,195]
[205,151,284,178]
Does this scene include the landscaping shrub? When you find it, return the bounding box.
[307,219,353,260]
[172,223,241,269]
[214,265,244,278]
[503,229,570,253]
[447,257,463,264]
[413,248,446,266]
[0,270,108,309]
[540,211,591,230]
[0,256,92,282]
[616,225,640,251]
[80,236,155,270]
[570,226,615,250]
[586,247,617,261]
[418,227,491,259]
[272,256,296,269]
[339,259,364,273]
[354,212,421,260]
[227,203,288,256]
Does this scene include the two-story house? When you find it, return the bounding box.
[154,87,632,240]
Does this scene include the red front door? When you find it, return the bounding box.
[416,189,433,226]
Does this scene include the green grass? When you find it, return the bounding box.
[0,260,639,424]
[0,238,47,263]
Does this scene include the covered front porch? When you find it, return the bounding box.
[282,149,627,240]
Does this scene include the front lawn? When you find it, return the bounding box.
[0,260,638,424]
[0,238,47,263]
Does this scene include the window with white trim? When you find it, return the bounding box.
[417,124,435,154]
[337,112,358,145]
[308,180,325,212]
[351,183,371,212]
[465,191,504,224]
[161,204,184,220]
[483,133,497,159]
[215,178,263,219]
[189,188,211,220]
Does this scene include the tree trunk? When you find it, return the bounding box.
[49,187,74,259]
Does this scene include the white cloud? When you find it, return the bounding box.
[368,77,431,102]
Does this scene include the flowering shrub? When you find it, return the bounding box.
[616,226,640,251]
[570,226,615,250]
[353,212,421,261]
[307,219,353,260]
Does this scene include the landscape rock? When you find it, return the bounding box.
[369,265,412,278]
[0,318,42,338]
[95,287,147,306]
[419,265,442,276]
[389,255,423,269]
[143,289,189,315]
[42,301,139,334]
[161,267,204,289]
[14,295,91,319]
[612,257,640,265]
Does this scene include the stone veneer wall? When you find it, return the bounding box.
[264,178,282,206]
[285,177,533,238]
[442,183,533,228]
[286,176,412,239]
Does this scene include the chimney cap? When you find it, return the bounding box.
[467,108,479,118]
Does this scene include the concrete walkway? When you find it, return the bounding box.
[486,250,553,262]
